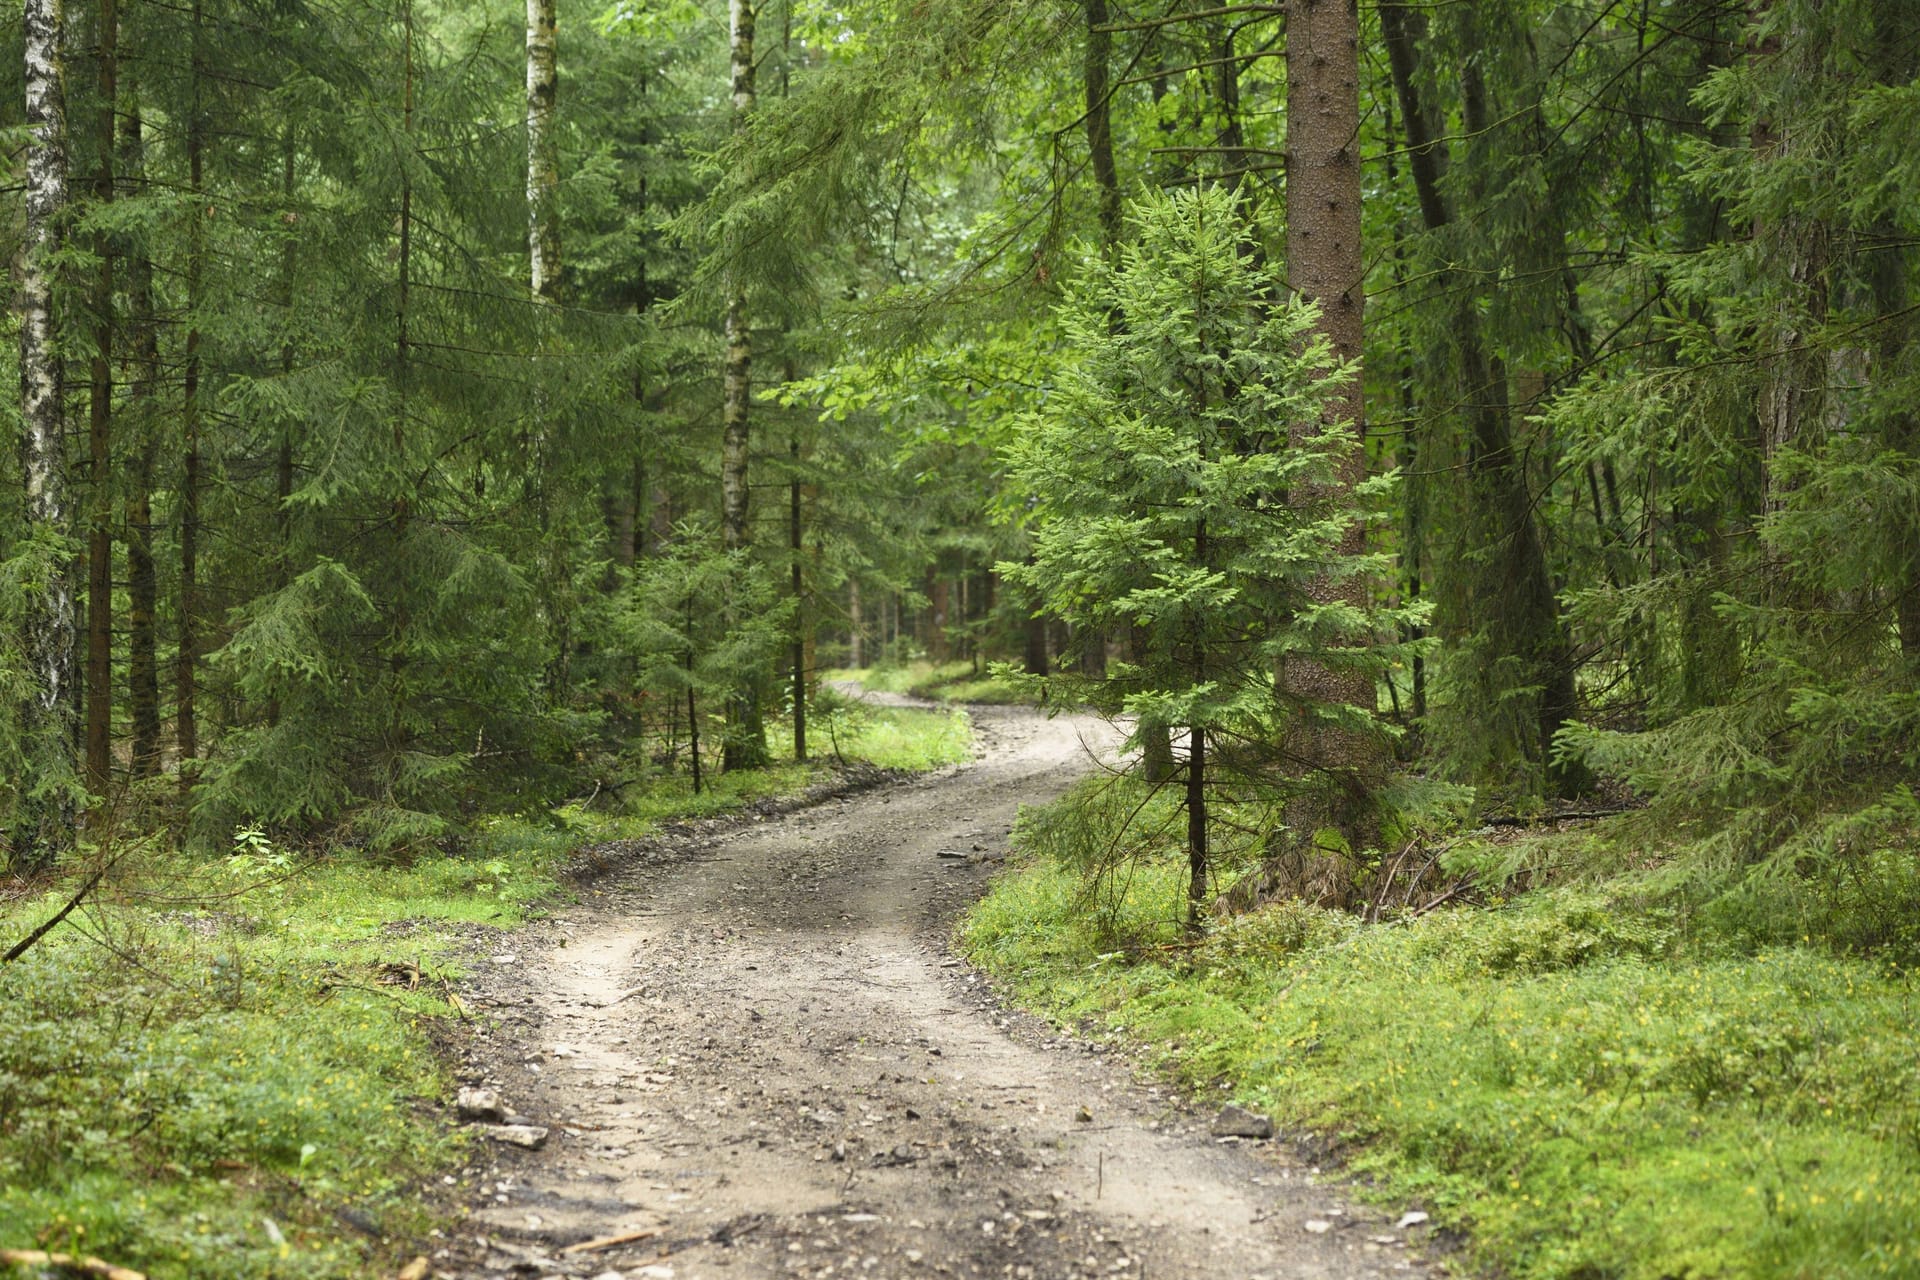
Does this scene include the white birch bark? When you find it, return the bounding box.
[16,0,76,863]
[526,0,559,303]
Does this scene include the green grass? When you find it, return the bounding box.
[0,703,971,1278]
[0,853,494,1278]
[961,781,1920,1280]
[826,660,1037,705]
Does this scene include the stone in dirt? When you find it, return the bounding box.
[457,1086,508,1122]
[1212,1104,1274,1139]
[482,1123,551,1150]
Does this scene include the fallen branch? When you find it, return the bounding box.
[1482,807,1632,827]
[560,1227,662,1255]
[0,1248,147,1280]
[1407,879,1476,919]
[3,863,110,963]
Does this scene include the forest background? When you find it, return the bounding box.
[2,0,1918,1276]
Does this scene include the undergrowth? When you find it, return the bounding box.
[0,703,971,1277]
[826,660,1037,705]
[961,776,1920,1280]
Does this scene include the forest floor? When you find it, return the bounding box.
[426,699,1436,1280]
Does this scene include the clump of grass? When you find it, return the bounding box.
[962,781,1920,1280]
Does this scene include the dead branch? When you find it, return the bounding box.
[560,1227,663,1255]
[0,1248,147,1280]
[3,863,110,963]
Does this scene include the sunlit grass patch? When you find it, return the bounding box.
[825,661,1036,705]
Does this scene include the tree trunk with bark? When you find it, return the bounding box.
[123,81,161,778]
[1381,0,1585,795]
[720,0,767,770]
[176,0,206,773]
[1281,0,1386,833]
[84,0,118,799]
[14,0,77,866]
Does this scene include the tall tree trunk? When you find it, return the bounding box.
[1281,0,1385,830]
[84,0,118,799]
[14,0,77,866]
[1083,0,1121,249]
[123,79,161,778]
[1076,0,1115,681]
[848,578,863,668]
[1185,518,1210,928]
[790,430,806,762]
[526,0,559,306]
[176,0,205,773]
[1381,0,1585,795]
[386,0,416,785]
[526,0,572,699]
[720,0,767,770]
[1749,7,1828,538]
[276,134,297,576]
[928,573,951,663]
[1022,585,1049,677]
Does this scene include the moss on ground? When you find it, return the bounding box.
[960,780,1920,1280]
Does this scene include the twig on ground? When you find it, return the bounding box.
[0,1248,147,1280]
[560,1227,662,1255]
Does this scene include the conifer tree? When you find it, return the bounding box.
[1005,187,1410,924]
[719,0,769,770]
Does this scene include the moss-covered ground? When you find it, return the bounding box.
[960,779,1920,1280]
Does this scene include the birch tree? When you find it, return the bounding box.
[14,0,77,865]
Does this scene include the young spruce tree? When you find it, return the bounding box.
[1003,187,1412,927]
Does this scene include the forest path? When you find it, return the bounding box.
[437,702,1433,1280]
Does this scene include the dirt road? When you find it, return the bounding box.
[433,703,1438,1280]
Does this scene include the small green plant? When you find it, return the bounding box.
[226,826,292,879]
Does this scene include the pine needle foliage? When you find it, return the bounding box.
[1003,187,1418,917]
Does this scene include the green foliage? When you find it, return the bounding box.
[1002,187,1408,756]
[964,816,1920,1280]
[0,873,469,1277]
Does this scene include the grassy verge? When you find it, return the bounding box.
[0,703,970,1279]
[960,779,1920,1280]
[826,660,1037,705]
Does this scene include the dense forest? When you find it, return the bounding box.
[3,0,1919,1275]
[5,0,1916,882]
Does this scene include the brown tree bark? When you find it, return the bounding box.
[790,430,806,762]
[123,81,161,778]
[1381,0,1584,794]
[176,0,205,773]
[720,0,767,770]
[848,578,863,668]
[84,0,118,799]
[1281,0,1386,826]
[1083,0,1121,248]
